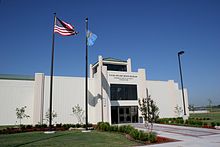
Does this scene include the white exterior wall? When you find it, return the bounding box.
[43,76,85,124]
[147,80,189,118]
[0,79,34,125]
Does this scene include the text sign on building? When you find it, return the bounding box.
[109,73,138,82]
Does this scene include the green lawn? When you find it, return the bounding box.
[190,112,220,125]
[0,130,140,147]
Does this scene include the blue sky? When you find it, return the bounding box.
[0,0,219,106]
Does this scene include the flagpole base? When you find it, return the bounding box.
[44,131,56,134]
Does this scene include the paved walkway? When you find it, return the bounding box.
[131,123,220,147]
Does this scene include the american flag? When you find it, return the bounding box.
[54,17,78,36]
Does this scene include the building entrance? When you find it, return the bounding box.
[111,106,138,124]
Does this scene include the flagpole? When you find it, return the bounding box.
[49,13,56,128]
[85,17,88,130]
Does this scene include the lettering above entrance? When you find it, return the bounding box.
[109,73,138,82]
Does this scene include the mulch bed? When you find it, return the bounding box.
[0,127,66,134]
[154,136,179,144]
[125,134,178,145]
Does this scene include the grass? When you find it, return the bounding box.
[190,112,220,125]
[0,130,140,147]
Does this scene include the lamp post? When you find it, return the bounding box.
[178,51,186,115]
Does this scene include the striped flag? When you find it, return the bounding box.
[54,17,78,36]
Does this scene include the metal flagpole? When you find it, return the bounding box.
[85,17,88,130]
[178,51,186,115]
[49,13,56,128]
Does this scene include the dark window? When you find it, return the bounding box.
[103,63,127,72]
[111,106,118,124]
[110,84,137,100]
[93,66,98,74]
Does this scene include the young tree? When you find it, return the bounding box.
[16,106,30,126]
[45,109,57,125]
[208,98,212,112]
[72,104,85,124]
[174,105,183,117]
[189,104,195,112]
[138,94,159,132]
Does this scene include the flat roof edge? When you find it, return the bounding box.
[0,74,35,81]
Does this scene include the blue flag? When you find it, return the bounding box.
[87,30,97,46]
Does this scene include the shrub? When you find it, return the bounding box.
[118,125,134,134]
[96,122,103,130]
[110,125,118,132]
[95,123,157,143]
[138,130,149,141]
[196,121,203,127]
[216,122,220,126]
[71,124,76,128]
[26,125,33,129]
[35,124,47,128]
[118,125,126,133]
[88,123,93,127]
[211,122,216,127]
[20,125,26,130]
[96,122,110,131]
[100,122,110,131]
[76,123,81,128]
[56,123,62,128]
[203,122,208,126]
[129,128,140,140]
[148,132,157,143]
[63,124,71,129]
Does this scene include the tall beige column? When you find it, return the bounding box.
[33,73,45,125]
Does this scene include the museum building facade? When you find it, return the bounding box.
[0,56,189,125]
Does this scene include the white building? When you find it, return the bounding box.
[0,56,189,125]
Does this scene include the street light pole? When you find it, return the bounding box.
[178,51,186,115]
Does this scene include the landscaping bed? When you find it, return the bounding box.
[0,122,179,146]
[125,134,178,145]
[0,123,93,134]
[157,117,220,129]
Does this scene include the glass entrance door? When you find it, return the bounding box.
[111,106,138,124]
[119,107,131,123]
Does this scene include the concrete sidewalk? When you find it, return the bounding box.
[131,123,220,147]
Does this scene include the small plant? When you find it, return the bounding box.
[208,98,213,112]
[174,105,183,117]
[72,104,85,124]
[45,109,57,125]
[188,104,195,112]
[16,106,30,127]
